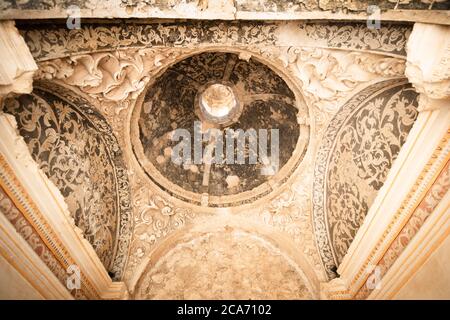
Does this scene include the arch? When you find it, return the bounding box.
[129,212,320,299]
[312,79,420,279]
[2,81,133,280]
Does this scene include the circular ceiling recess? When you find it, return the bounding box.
[132,51,310,207]
[197,83,241,125]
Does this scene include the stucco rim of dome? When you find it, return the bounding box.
[195,81,243,127]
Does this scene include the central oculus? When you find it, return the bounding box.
[196,82,242,126]
[135,51,308,206]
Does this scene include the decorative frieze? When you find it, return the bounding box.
[19,21,411,62]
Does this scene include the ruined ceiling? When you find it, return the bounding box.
[0,17,424,298]
[134,229,316,299]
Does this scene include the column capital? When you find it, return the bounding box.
[0,20,37,97]
[405,23,450,111]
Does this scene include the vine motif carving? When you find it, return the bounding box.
[2,82,133,280]
[125,177,195,280]
[302,23,411,56]
[312,79,419,279]
[20,22,410,62]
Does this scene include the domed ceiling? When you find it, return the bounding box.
[0,19,425,299]
[132,51,309,207]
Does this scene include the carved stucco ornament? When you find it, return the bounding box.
[0,21,37,97]
[121,0,224,14]
[405,23,450,111]
[26,24,418,286]
[257,156,324,277]
[20,22,411,62]
[273,47,406,113]
[36,45,409,281]
[312,78,419,279]
[2,82,134,280]
[35,48,191,103]
[123,173,196,281]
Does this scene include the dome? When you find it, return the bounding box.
[131,51,310,207]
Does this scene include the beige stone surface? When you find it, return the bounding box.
[0,1,449,24]
[134,229,314,299]
[0,20,37,96]
[0,254,43,300]
[395,232,450,300]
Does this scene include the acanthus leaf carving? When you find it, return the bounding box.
[124,174,195,281]
[35,48,191,103]
[275,47,406,113]
[405,23,450,106]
